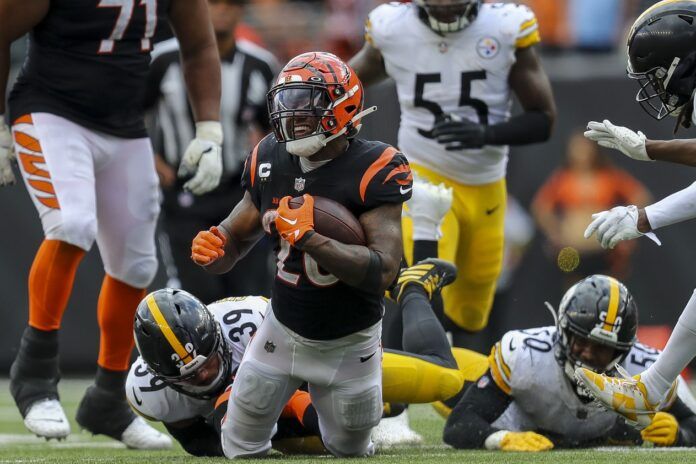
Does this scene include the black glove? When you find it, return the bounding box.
[432,114,489,150]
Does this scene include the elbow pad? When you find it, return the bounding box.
[358,249,383,293]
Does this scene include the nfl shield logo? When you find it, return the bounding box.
[294,177,306,192]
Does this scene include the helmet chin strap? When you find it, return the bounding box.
[286,106,378,157]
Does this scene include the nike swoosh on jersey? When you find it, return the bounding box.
[360,352,377,363]
[132,387,143,406]
[400,186,413,194]
[278,215,298,225]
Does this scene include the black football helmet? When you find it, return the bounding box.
[554,275,638,397]
[133,288,232,399]
[414,0,481,34]
[627,0,696,121]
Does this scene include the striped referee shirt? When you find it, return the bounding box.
[145,38,278,186]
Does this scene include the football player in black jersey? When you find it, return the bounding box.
[191,51,413,458]
[0,0,222,447]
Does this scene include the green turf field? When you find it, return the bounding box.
[1,379,695,463]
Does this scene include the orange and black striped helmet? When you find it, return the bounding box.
[267,51,374,144]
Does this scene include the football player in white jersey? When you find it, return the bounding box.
[441,275,696,451]
[575,0,696,429]
[125,259,466,456]
[350,0,556,343]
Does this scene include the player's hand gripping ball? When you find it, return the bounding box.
[275,194,315,247]
[191,226,227,265]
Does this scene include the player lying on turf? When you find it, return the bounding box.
[125,259,463,456]
[440,275,696,451]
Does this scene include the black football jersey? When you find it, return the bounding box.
[9,0,171,138]
[241,135,413,340]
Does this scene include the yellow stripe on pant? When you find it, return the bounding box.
[402,163,506,331]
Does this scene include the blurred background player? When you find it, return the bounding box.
[577,0,696,429]
[190,51,412,458]
[126,258,461,456]
[350,0,556,346]
[532,130,651,285]
[442,275,696,451]
[0,0,223,446]
[146,0,278,303]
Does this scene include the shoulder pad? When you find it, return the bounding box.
[621,342,660,376]
[358,145,412,206]
[366,2,412,50]
[125,357,169,422]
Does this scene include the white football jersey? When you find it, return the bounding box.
[126,296,268,423]
[488,326,696,443]
[366,2,540,185]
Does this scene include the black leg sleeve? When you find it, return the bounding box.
[401,286,457,369]
[165,418,224,457]
[443,371,511,449]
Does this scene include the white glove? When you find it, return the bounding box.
[584,205,661,249]
[178,121,223,195]
[584,120,651,161]
[405,175,453,240]
[0,115,16,186]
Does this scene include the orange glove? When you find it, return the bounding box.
[191,226,227,265]
[275,194,315,247]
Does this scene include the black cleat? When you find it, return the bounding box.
[389,258,457,302]
[75,385,136,440]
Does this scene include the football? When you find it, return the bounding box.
[288,196,366,246]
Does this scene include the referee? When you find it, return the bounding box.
[145,0,277,302]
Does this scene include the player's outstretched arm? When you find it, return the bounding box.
[295,201,403,294]
[0,0,49,186]
[192,192,264,274]
[349,41,388,88]
[645,138,696,166]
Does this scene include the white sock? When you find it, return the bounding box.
[641,289,696,404]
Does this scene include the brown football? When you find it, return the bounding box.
[288,196,366,246]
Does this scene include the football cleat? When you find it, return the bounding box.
[574,365,677,429]
[76,384,172,449]
[405,177,453,240]
[390,258,457,303]
[120,417,173,450]
[371,410,423,449]
[23,398,70,440]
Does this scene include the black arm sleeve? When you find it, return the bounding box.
[164,417,223,457]
[485,110,552,146]
[442,371,512,449]
[666,397,696,446]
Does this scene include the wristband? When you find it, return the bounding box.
[195,121,223,144]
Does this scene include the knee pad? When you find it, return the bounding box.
[334,385,382,432]
[233,362,287,418]
[50,212,97,251]
[111,255,158,288]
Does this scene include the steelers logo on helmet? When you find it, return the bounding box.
[133,288,233,399]
[267,51,377,158]
[414,0,482,34]
[627,0,696,122]
[553,275,638,399]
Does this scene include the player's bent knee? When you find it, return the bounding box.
[233,363,287,418]
[50,214,97,251]
[112,255,158,289]
[335,385,382,432]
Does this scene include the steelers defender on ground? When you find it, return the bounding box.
[126,259,461,456]
[0,0,223,448]
[575,0,696,429]
[441,275,696,451]
[350,0,555,341]
[189,52,414,458]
